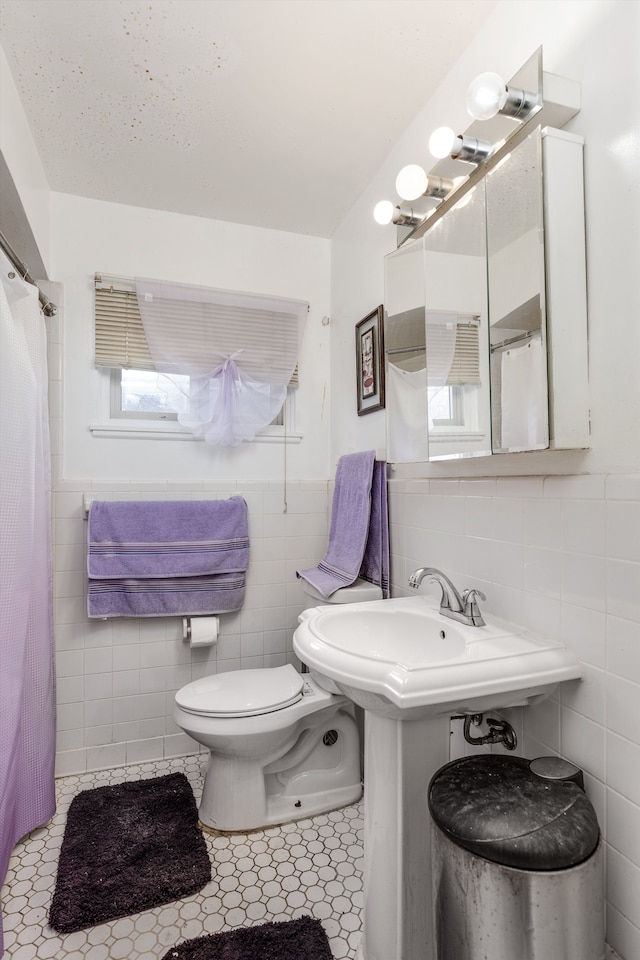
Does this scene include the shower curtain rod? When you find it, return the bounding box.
[0,229,57,316]
[490,329,540,353]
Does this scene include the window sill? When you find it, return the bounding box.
[428,430,487,444]
[89,421,303,443]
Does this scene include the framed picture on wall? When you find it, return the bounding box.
[356,305,385,415]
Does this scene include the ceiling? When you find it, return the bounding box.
[0,0,498,238]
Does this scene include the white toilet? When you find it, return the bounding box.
[173,578,382,832]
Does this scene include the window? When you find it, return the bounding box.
[426,315,481,433]
[93,275,301,442]
[111,367,287,427]
[113,369,183,419]
[428,384,465,428]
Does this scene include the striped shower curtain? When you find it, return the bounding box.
[0,250,56,954]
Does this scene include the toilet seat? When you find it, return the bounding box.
[175,664,304,718]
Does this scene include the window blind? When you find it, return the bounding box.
[447,321,481,386]
[393,311,481,386]
[424,311,481,387]
[94,275,299,384]
[95,282,154,370]
[425,319,456,385]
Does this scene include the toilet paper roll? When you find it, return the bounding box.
[183,616,219,648]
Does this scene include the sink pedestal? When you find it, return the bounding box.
[356,712,450,960]
[293,595,582,959]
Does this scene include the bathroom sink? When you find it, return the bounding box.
[293,595,582,720]
[315,606,467,664]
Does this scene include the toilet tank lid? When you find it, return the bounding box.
[175,664,304,718]
[303,577,383,604]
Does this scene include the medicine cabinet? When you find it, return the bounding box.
[385,124,589,463]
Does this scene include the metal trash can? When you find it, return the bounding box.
[428,755,605,960]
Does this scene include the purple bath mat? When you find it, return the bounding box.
[49,772,211,933]
[161,915,334,959]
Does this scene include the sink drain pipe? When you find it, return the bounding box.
[451,714,518,750]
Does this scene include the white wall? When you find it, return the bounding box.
[329,2,640,957]
[51,192,332,483]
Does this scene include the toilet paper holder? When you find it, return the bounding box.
[182,615,219,647]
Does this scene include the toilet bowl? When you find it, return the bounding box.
[173,578,382,832]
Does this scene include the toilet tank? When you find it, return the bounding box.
[301,577,383,609]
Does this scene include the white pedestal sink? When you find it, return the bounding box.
[293,595,582,960]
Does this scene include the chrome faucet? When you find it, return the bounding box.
[408,566,486,627]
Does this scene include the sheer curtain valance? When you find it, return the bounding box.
[134,278,307,447]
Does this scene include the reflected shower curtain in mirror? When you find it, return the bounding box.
[500,335,549,450]
[0,252,56,953]
[135,278,307,447]
[387,364,429,462]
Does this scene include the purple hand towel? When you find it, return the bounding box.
[87,498,249,618]
[359,459,390,599]
[296,450,377,598]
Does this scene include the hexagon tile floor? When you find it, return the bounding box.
[1,754,364,960]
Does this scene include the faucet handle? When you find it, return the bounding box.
[462,588,486,604]
[462,588,487,626]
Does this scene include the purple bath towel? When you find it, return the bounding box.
[359,459,390,599]
[297,450,388,598]
[87,498,249,618]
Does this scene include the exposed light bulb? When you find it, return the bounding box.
[466,71,539,121]
[466,72,508,121]
[373,200,394,225]
[395,164,428,201]
[429,127,458,159]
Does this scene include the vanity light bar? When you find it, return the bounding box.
[374,48,581,233]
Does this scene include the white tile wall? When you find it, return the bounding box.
[388,474,640,959]
[52,480,330,778]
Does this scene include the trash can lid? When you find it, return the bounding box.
[428,755,599,871]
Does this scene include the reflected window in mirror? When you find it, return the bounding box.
[422,185,492,461]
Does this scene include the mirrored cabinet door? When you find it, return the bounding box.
[486,129,549,453]
[423,182,491,461]
[384,183,491,464]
